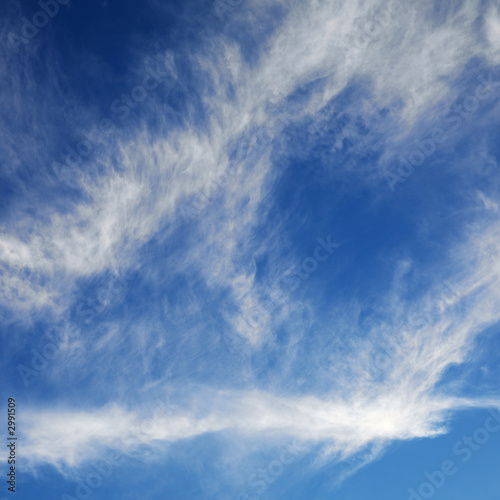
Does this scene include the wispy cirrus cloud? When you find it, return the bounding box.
[2,0,498,318]
[2,1,500,496]
[18,215,500,481]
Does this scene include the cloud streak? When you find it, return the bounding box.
[2,0,500,494]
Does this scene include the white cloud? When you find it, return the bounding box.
[1,0,497,323]
[5,1,500,484]
[19,217,500,472]
[485,3,500,65]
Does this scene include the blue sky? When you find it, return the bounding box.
[1,0,500,499]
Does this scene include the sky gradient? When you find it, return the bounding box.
[1,0,500,499]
